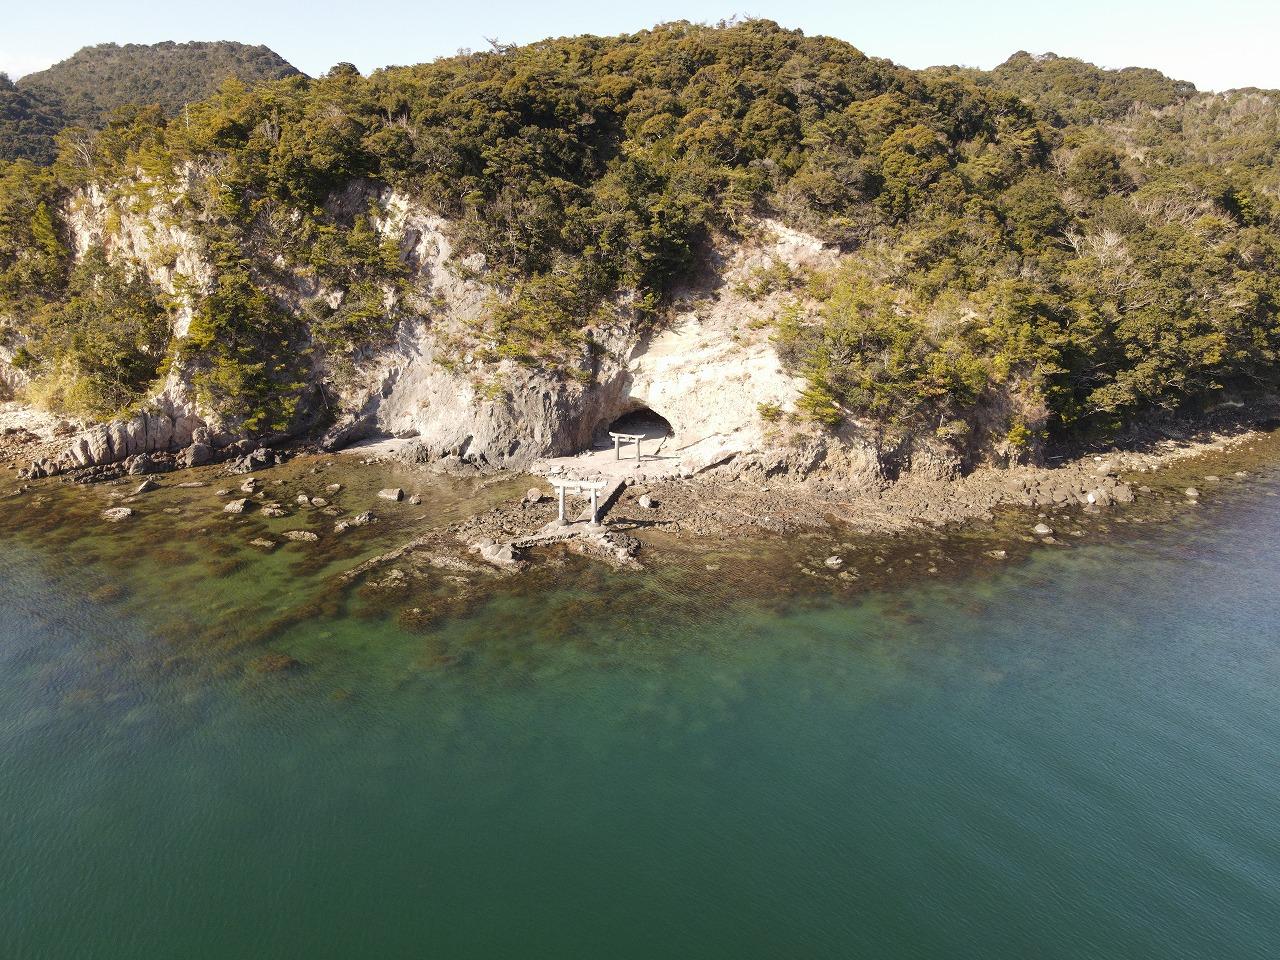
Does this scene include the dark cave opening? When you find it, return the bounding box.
[606,407,674,442]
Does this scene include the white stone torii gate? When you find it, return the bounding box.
[609,431,645,462]
[548,478,608,528]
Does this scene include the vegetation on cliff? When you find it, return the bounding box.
[0,22,1278,454]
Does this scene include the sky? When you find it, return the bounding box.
[3,0,1278,92]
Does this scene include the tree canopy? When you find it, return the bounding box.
[0,20,1277,454]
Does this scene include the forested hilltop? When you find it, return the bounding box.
[1,20,1278,458]
[0,42,300,163]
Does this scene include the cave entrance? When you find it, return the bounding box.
[607,407,673,442]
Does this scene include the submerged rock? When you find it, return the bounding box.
[335,511,376,534]
[248,653,302,674]
[283,530,319,542]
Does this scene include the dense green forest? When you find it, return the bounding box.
[0,74,66,165]
[1,21,1278,452]
[0,42,300,163]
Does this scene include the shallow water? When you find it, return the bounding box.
[3,451,1280,958]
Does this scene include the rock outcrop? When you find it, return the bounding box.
[0,192,958,491]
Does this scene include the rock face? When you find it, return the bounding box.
[46,402,203,475]
[321,214,838,478]
[0,193,1033,489]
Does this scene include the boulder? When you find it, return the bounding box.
[1185,487,1200,499]
[134,479,158,495]
[184,443,213,468]
[526,487,545,503]
[283,530,319,542]
[824,555,844,569]
[378,488,404,502]
[480,541,519,566]
[102,507,134,522]
[295,493,311,505]
[637,494,658,509]
[1033,523,1053,536]
[249,538,276,550]
[223,498,250,514]
[407,495,422,506]
[125,453,161,475]
[240,477,257,493]
[326,483,343,493]
[226,447,280,475]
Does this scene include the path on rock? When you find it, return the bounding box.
[531,434,680,521]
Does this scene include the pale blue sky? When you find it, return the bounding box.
[4,0,1277,92]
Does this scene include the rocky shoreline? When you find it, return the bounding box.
[4,396,1279,579]
[393,401,1280,573]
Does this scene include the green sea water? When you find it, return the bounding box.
[2,450,1280,958]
